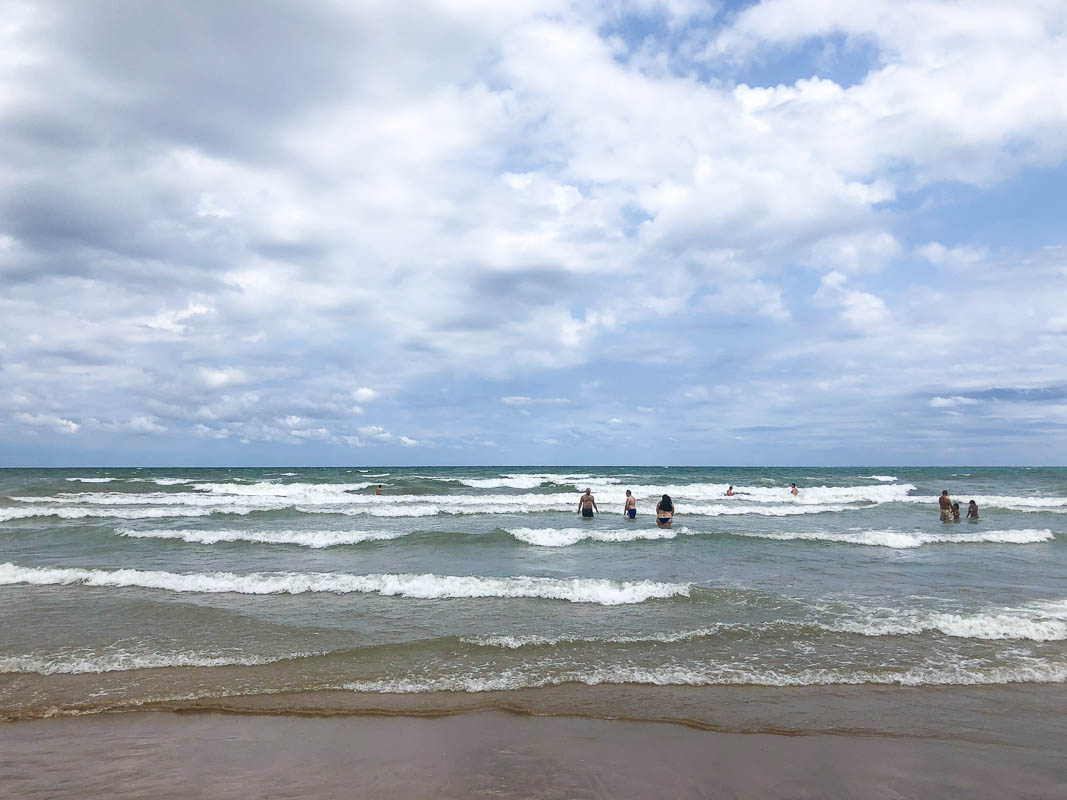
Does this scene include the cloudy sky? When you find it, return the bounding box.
[2,0,1066,466]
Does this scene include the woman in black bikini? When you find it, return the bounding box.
[656,494,674,528]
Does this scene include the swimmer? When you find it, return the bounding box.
[967,500,979,521]
[623,490,637,519]
[952,501,961,521]
[939,490,953,522]
[725,485,735,496]
[655,494,674,528]
[790,483,799,496]
[578,488,599,518]
[375,485,382,496]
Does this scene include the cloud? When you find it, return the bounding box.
[353,387,379,402]
[2,1,1066,464]
[16,412,79,434]
[930,396,981,409]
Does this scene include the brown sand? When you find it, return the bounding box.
[2,710,1064,799]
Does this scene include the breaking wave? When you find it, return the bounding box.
[116,527,413,548]
[0,564,689,605]
[727,528,1056,548]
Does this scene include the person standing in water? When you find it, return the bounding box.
[939,490,953,522]
[790,483,799,496]
[578,488,599,518]
[623,490,637,519]
[375,485,382,496]
[967,500,979,521]
[655,494,674,528]
[725,486,735,496]
[951,501,961,521]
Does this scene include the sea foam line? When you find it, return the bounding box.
[0,564,688,605]
[727,528,1055,548]
[116,527,412,548]
[342,661,1067,693]
[0,649,323,676]
[506,527,683,546]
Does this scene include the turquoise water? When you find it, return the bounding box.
[1,466,1065,720]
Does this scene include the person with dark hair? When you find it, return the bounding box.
[967,500,979,521]
[623,490,637,519]
[951,501,961,521]
[578,487,599,518]
[790,483,799,496]
[656,494,674,528]
[725,485,735,496]
[939,490,953,522]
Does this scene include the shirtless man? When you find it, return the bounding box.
[578,488,599,518]
[939,490,953,522]
[725,486,735,496]
[623,490,637,519]
[790,483,799,496]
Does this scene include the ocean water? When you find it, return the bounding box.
[1,466,1065,727]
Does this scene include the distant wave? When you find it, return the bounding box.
[862,475,897,482]
[64,477,117,483]
[0,564,688,605]
[727,528,1056,548]
[116,527,413,548]
[506,526,683,546]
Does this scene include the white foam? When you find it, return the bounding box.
[863,475,898,482]
[0,564,689,605]
[462,627,728,648]
[0,649,320,675]
[682,503,857,517]
[728,528,1055,548]
[457,476,548,490]
[116,527,412,548]
[506,527,680,547]
[189,481,375,499]
[616,482,916,505]
[0,506,222,522]
[64,477,116,483]
[830,608,1067,642]
[342,661,1067,693]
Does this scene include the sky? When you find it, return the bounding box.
[2,0,1066,467]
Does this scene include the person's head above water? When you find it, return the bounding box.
[625,490,632,496]
[585,488,591,494]
[941,490,949,496]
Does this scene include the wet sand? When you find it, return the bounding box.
[2,710,1065,799]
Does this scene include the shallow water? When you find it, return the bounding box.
[1,466,1064,724]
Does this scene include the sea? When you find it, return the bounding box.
[2,466,1065,735]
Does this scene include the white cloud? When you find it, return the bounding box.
[353,387,379,402]
[930,396,981,408]
[16,413,79,434]
[358,425,393,441]
[917,242,991,268]
[198,368,252,390]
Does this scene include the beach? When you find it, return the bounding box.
[2,466,1065,795]
[4,706,1065,799]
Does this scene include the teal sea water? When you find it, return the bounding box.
[1,466,1065,723]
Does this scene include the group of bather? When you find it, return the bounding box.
[578,483,799,529]
[940,491,979,522]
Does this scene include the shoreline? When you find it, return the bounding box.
[6,683,1066,744]
[3,709,1065,799]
